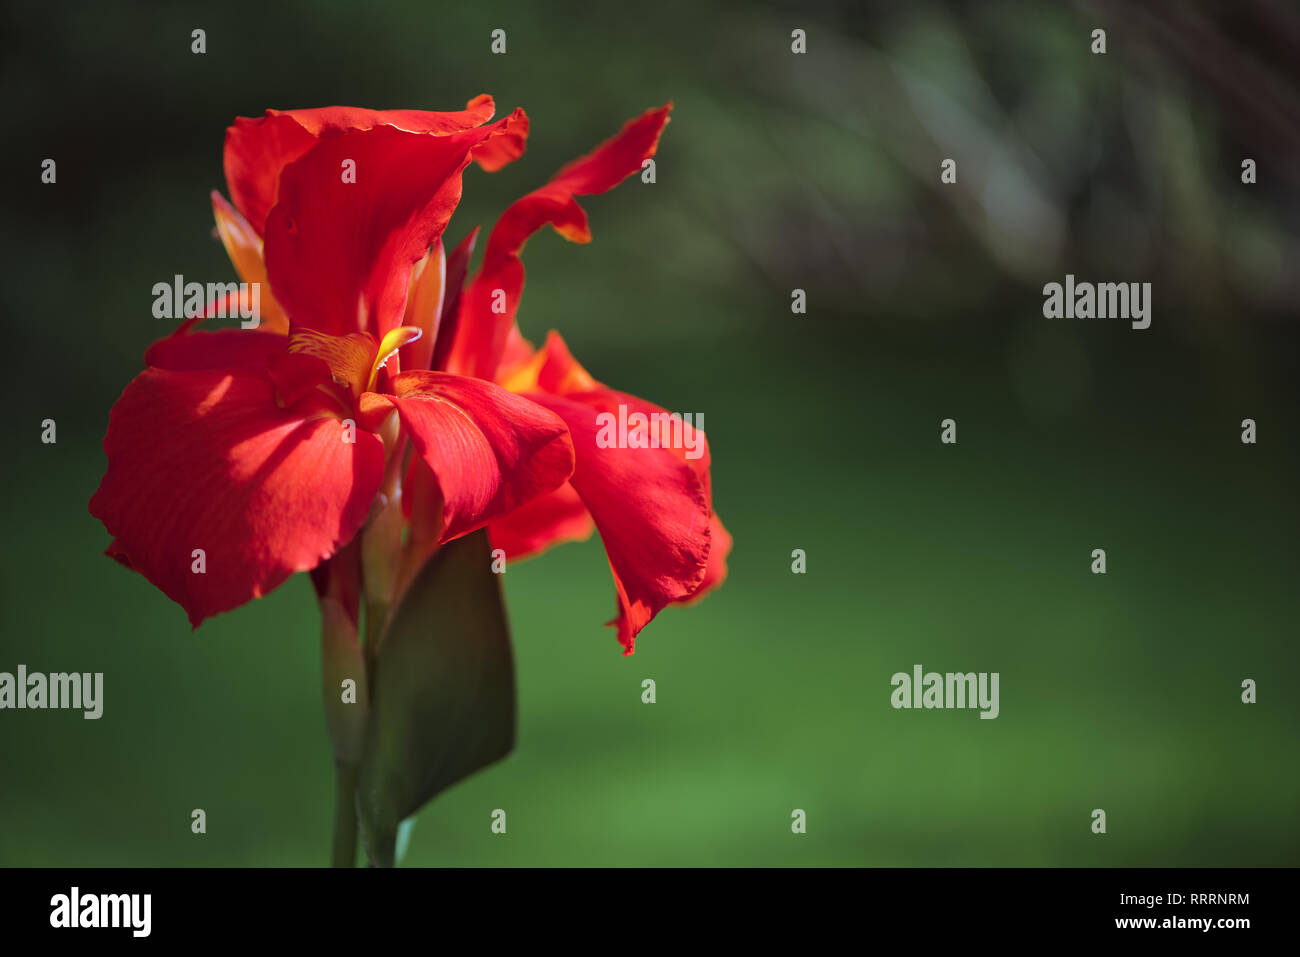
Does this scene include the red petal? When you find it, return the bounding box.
[494,324,541,385]
[211,191,290,333]
[310,538,363,632]
[442,104,672,379]
[501,331,726,651]
[265,351,349,415]
[89,359,384,626]
[365,370,574,542]
[286,326,377,398]
[496,328,595,395]
[488,482,594,560]
[399,239,445,373]
[223,96,508,235]
[429,227,480,372]
[144,328,286,371]
[263,116,521,340]
[469,106,529,172]
[579,386,729,607]
[526,390,708,654]
[690,512,732,602]
[269,97,498,137]
[223,113,318,236]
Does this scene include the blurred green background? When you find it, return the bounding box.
[2,0,1298,866]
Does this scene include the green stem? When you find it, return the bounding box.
[363,598,388,688]
[332,761,359,867]
[356,598,392,867]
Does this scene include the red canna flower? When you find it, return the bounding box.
[438,103,732,653]
[90,95,728,655]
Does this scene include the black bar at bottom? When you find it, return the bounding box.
[0,866,1280,942]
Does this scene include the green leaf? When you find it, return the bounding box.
[394,816,417,865]
[356,529,516,866]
